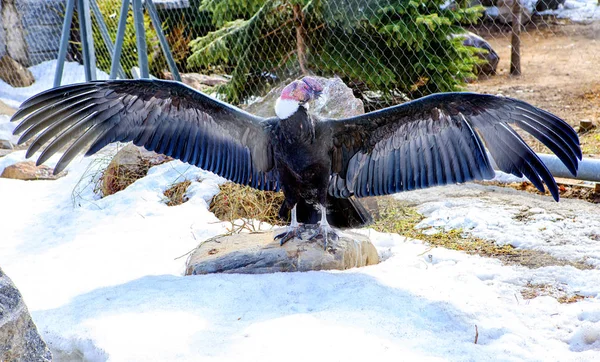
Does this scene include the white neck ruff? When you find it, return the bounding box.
[275,97,300,119]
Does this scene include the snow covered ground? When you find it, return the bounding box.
[1,146,600,361]
[0,60,108,109]
[1,57,600,362]
[540,0,600,22]
[1,141,600,361]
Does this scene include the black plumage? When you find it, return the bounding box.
[11,79,581,236]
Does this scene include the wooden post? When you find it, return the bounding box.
[293,4,308,75]
[510,0,522,76]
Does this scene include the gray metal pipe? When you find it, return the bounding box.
[537,154,600,182]
[77,0,97,81]
[54,0,77,87]
[489,153,600,183]
[110,0,130,79]
[146,0,181,81]
[90,0,126,79]
[132,0,149,78]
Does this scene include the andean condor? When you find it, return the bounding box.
[10,77,582,245]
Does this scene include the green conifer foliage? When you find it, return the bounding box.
[188,0,484,105]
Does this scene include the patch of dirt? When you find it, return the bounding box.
[467,21,600,156]
[521,281,589,304]
[370,198,593,270]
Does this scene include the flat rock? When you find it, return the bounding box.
[0,161,65,180]
[0,149,12,158]
[0,139,14,149]
[0,99,16,116]
[0,267,52,362]
[185,229,379,275]
[244,76,364,119]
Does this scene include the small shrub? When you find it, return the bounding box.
[164,180,193,206]
[97,157,154,197]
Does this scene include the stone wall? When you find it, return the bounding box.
[0,0,64,67]
[0,1,5,59]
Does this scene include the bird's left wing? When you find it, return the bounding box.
[322,92,581,200]
[11,79,279,190]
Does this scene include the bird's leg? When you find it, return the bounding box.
[308,204,339,249]
[274,204,305,245]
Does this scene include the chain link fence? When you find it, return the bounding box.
[1,1,599,128]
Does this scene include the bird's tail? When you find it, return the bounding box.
[280,196,373,228]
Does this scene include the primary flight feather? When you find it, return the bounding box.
[11,77,582,245]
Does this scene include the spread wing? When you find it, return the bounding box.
[324,92,581,201]
[11,79,279,191]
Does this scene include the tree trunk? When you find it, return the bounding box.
[293,3,308,75]
[510,0,522,76]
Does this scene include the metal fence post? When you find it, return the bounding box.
[146,0,181,81]
[77,0,97,81]
[110,0,130,79]
[54,0,77,87]
[90,0,126,79]
[132,0,149,78]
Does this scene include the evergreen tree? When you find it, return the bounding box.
[188,0,483,105]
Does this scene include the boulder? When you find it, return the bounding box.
[0,139,14,149]
[486,0,533,24]
[185,229,379,275]
[163,72,229,91]
[460,32,499,75]
[0,267,52,362]
[0,161,65,180]
[535,0,566,11]
[244,76,364,119]
[101,143,172,196]
[0,55,34,88]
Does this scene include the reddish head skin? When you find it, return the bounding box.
[280,76,323,104]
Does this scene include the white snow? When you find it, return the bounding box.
[485,0,600,22]
[0,60,109,109]
[540,0,600,22]
[1,123,599,361]
[1,59,599,362]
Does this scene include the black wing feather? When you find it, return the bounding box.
[323,92,581,201]
[11,79,279,191]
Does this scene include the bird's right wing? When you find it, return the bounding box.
[322,92,581,200]
[11,79,279,191]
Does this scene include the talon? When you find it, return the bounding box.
[274,224,304,245]
[307,223,339,250]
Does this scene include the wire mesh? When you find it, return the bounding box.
[0,0,599,123]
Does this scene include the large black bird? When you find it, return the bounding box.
[11,77,582,245]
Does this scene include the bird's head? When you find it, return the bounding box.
[275,76,323,119]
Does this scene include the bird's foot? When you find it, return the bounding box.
[274,224,305,245]
[308,223,339,249]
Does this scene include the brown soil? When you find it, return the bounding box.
[467,21,600,156]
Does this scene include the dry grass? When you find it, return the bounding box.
[164,180,193,206]
[521,282,589,304]
[97,158,154,197]
[372,199,592,270]
[209,182,285,233]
